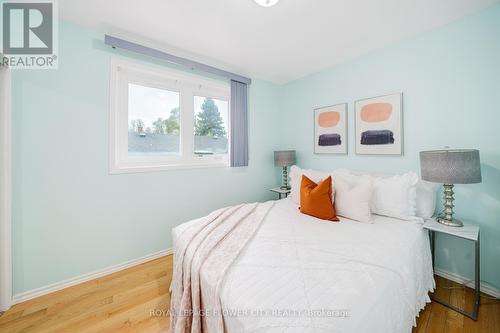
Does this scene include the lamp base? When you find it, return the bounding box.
[436,216,463,227]
[436,184,463,227]
[280,166,290,190]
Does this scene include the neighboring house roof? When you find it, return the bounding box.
[128,132,228,154]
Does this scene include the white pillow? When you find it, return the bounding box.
[348,169,435,221]
[289,165,349,205]
[334,174,373,223]
[289,165,329,205]
[290,166,435,222]
[416,181,438,219]
[370,172,421,221]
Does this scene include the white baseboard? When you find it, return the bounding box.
[434,267,500,299]
[12,248,173,305]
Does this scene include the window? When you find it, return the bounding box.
[110,59,230,173]
[193,96,229,155]
[128,84,180,155]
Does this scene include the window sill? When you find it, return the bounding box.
[109,161,230,175]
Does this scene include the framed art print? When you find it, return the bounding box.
[314,103,347,154]
[355,93,403,155]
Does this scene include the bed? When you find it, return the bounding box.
[172,198,435,333]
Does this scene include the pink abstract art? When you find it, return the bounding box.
[360,103,392,122]
[318,111,340,127]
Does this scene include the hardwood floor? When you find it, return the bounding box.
[0,255,498,333]
[413,275,500,333]
[0,257,172,333]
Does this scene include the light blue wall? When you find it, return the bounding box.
[280,5,500,289]
[11,21,282,294]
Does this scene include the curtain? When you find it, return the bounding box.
[0,64,12,312]
[230,80,249,167]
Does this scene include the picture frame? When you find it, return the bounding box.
[314,103,348,154]
[354,93,403,155]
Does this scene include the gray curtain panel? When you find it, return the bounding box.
[230,80,249,167]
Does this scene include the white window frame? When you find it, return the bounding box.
[109,59,231,174]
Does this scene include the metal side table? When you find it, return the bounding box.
[269,187,290,200]
[423,219,480,320]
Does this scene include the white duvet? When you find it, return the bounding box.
[173,198,434,333]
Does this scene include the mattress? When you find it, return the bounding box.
[173,198,434,333]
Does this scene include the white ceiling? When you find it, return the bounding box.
[59,0,498,84]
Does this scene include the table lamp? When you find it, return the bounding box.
[274,150,296,190]
[419,149,482,227]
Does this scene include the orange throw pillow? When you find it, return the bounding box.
[299,175,339,221]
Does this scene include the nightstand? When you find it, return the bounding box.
[270,187,290,199]
[423,219,480,320]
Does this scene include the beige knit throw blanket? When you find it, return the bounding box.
[170,201,275,333]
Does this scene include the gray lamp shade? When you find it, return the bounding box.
[274,150,296,167]
[419,149,482,184]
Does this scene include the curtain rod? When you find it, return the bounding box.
[104,35,251,85]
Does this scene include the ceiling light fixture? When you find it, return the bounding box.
[253,0,280,7]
